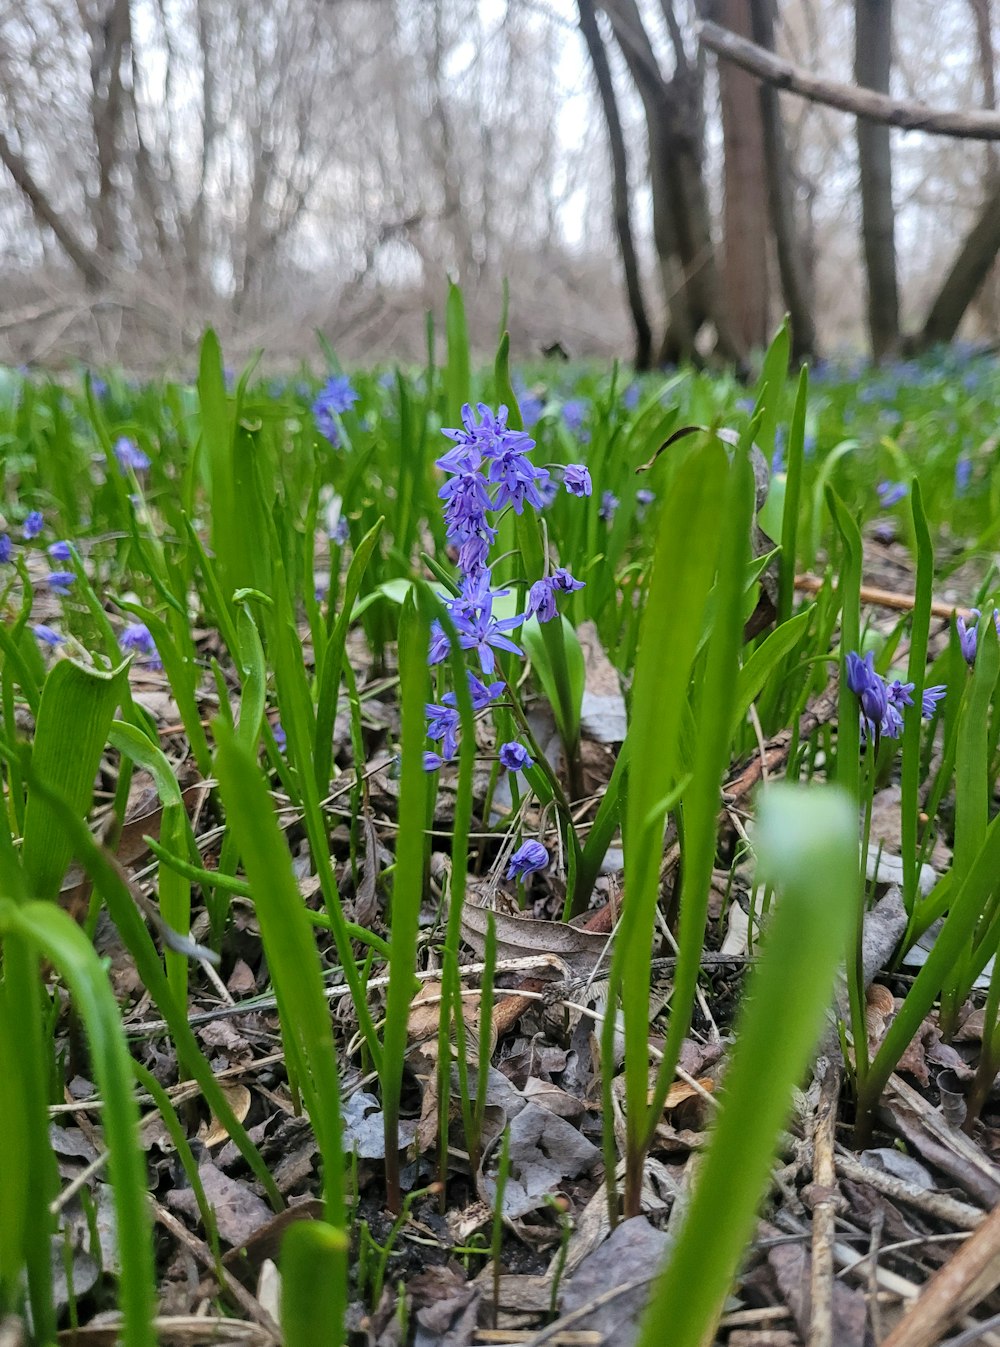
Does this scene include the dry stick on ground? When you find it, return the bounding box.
[881,1201,1000,1347]
[808,1058,842,1347]
[794,573,976,621]
[834,1152,986,1231]
[697,21,1000,140]
[151,1200,280,1339]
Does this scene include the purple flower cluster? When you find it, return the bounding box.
[846,650,946,742]
[313,375,359,447]
[424,402,587,775]
[113,438,151,474]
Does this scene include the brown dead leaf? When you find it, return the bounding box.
[199,1083,252,1148]
[460,895,609,980]
[221,1200,323,1285]
[659,1077,714,1111]
[166,1158,271,1249]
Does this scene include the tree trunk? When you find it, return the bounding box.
[0,132,105,289]
[748,0,817,362]
[718,0,771,351]
[855,0,899,359]
[578,0,653,369]
[604,0,746,367]
[915,175,1000,348]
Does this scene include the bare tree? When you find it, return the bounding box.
[855,0,899,358]
[748,0,817,362]
[718,0,771,351]
[577,0,653,369]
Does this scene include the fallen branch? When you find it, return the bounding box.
[698,21,1000,141]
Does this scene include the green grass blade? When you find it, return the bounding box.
[22,658,127,902]
[607,433,728,1218]
[281,1220,349,1347]
[901,480,934,913]
[445,281,471,428]
[778,365,808,624]
[313,517,384,795]
[638,784,856,1347]
[645,445,754,1139]
[382,589,430,1212]
[4,899,157,1347]
[213,722,346,1229]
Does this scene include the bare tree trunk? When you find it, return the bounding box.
[0,131,105,288]
[748,0,817,362]
[718,0,770,351]
[915,176,1000,347]
[88,0,131,262]
[577,0,653,369]
[855,0,899,359]
[604,0,745,367]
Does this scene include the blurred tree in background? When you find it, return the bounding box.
[0,0,997,368]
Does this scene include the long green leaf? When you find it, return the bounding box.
[3,900,157,1347]
[22,658,127,902]
[638,784,856,1347]
[213,724,345,1229]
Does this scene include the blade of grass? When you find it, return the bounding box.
[213,722,346,1229]
[382,588,430,1213]
[3,899,157,1347]
[637,783,856,1347]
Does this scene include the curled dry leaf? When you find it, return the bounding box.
[199,1082,252,1148]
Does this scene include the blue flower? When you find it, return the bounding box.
[561,399,587,433]
[313,375,359,445]
[23,510,44,540]
[0,534,12,563]
[622,383,640,411]
[956,458,973,495]
[120,622,162,669]
[877,481,907,509]
[957,613,979,665]
[33,624,64,646]
[329,518,350,546]
[521,395,544,428]
[272,721,287,752]
[426,702,460,760]
[636,488,655,508]
[113,438,151,473]
[423,751,445,772]
[599,491,618,523]
[499,741,533,772]
[527,578,558,623]
[48,571,75,595]
[563,464,592,497]
[922,684,947,716]
[846,650,888,737]
[48,540,72,561]
[441,671,505,714]
[507,839,548,880]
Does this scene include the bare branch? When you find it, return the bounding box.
[0,130,106,287]
[698,18,1000,140]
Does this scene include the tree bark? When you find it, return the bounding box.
[717,0,770,351]
[855,0,899,359]
[0,132,105,289]
[89,0,131,261]
[748,0,817,362]
[577,0,653,369]
[915,175,1000,348]
[603,0,746,367]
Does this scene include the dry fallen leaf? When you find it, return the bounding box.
[199,1082,252,1148]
